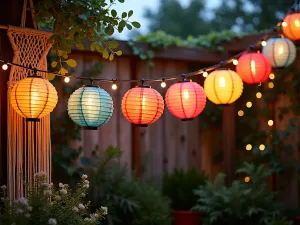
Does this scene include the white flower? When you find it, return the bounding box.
[83,184,89,189]
[59,189,67,195]
[48,218,57,225]
[18,197,29,206]
[1,185,6,190]
[82,174,88,179]
[94,213,99,218]
[84,180,89,184]
[58,183,64,188]
[44,190,52,196]
[78,203,85,209]
[16,208,23,214]
[25,213,30,218]
[54,195,61,201]
[101,206,108,215]
[81,193,86,197]
[72,206,79,212]
[84,218,90,221]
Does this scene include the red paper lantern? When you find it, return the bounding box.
[121,86,164,126]
[236,52,272,84]
[165,81,206,120]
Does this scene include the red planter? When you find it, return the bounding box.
[172,210,202,225]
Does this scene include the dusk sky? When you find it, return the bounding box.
[111,0,221,39]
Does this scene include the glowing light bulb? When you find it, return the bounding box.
[282,21,287,27]
[219,77,226,87]
[112,83,117,90]
[295,19,300,27]
[259,144,265,151]
[250,60,256,75]
[161,81,166,88]
[246,144,252,151]
[268,82,274,88]
[244,176,250,183]
[246,102,252,108]
[2,64,8,70]
[64,76,70,83]
[233,59,239,65]
[88,98,93,104]
[256,92,262,99]
[268,120,274,126]
[203,71,208,77]
[183,90,190,99]
[278,46,284,55]
[261,41,267,46]
[269,73,275,80]
[238,110,244,116]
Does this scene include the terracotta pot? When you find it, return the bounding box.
[172,210,202,225]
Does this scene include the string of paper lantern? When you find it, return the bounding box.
[0,1,299,129]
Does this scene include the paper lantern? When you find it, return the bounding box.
[121,86,164,126]
[165,81,206,120]
[236,52,272,84]
[262,36,296,68]
[282,13,300,40]
[68,85,113,130]
[204,69,243,105]
[10,75,58,121]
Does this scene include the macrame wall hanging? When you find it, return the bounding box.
[6,0,53,199]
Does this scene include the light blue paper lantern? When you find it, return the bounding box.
[68,85,114,130]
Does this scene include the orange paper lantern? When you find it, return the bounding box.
[165,81,206,120]
[236,52,272,84]
[282,12,300,40]
[121,86,164,126]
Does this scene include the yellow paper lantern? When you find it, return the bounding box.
[204,69,243,105]
[10,75,58,121]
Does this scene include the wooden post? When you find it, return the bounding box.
[0,0,24,185]
[222,104,236,185]
[130,57,141,178]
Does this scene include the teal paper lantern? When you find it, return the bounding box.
[68,85,113,130]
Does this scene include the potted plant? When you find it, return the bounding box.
[192,162,287,225]
[163,168,207,225]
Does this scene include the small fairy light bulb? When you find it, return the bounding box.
[2,64,8,70]
[64,76,70,83]
[112,80,118,90]
[268,82,274,88]
[259,144,265,151]
[203,71,208,77]
[246,144,252,151]
[261,40,267,47]
[161,78,166,88]
[233,59,239,65]
[282,21,287,27]
[246,101,252,108]
[268,120,274,126]
[238,110,244,116]
[269,73,275,80]
[244,176,251,183]
[256,92,262,99]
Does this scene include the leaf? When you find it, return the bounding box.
[128,10,133,17]
[76,43,85,50]
[105,25,114,36]
[132,21,141,28]
[107,40,119,48]
[109,53,115,61]
[126,24,132,30]
[80,157,91,166]
[58,50,65,57]
[59,67,69,75]
[122,12,127,18]
[111,9,117,17]
[48,73,56,81]
[51,61,58,68]
[65,59,77,67]
[116,50,122,56]
[118,0,125,2]
[96,44,104,53]
[119,20,126,28]
[103,48,109,59]
[90,42,96,51]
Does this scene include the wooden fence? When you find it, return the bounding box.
[53,34,299,207]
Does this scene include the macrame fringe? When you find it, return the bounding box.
[7,25,53,199]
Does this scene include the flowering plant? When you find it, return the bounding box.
[0,172,107,225]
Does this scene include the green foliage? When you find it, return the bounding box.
[163,168,207,211]
[87,146,171,225]
[35,0,140,72]
[193,162,285,225]
[0,172,106,225]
